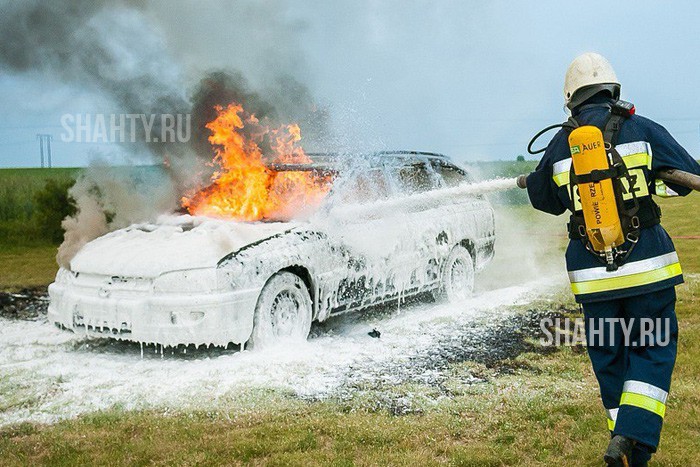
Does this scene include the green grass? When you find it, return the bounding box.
[658,192,700,272]
[0,166,168,289]
[0,244,59,290]
[0,166,699,465]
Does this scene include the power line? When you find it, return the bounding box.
[0,124,65,130]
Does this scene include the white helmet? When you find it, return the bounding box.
[564,52,620,109]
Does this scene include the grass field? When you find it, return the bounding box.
[0,168,80,290]
[0,244,62,290]
[0,168,698,465]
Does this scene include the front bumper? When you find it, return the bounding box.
[47,282,261,347]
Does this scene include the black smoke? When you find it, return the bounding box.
[190,70,330,163]
[0,0,330,184]
[0,0,331,264]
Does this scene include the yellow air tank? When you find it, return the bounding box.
[568,126,625,267]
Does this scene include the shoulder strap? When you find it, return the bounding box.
[603,99,636,146]
[603,113,625,147]
[564,116,580,131]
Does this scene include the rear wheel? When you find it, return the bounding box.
[249,272,313,349]
[437,245,475,302]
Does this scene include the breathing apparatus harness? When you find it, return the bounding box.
[528,100,662,271]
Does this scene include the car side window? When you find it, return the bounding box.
[338,169,391,204]
[431,160,471,187]
[392,162,439,195]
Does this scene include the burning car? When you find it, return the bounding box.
[48,105,495,348]
[48,151,495,348]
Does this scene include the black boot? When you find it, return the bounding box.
[604,435,635,467]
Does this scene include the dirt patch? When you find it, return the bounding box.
[425,307,570,371]
[0,288,49,320]
[340,306,573,391]
[303,298,579,415]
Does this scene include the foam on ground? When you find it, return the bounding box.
[0,278,559,427]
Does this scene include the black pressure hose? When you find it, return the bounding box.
[526,123,567,155]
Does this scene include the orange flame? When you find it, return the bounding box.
[182,103,332,221]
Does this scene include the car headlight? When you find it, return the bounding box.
[55,267,76,285]
[152,268,222,293]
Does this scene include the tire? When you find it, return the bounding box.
[249,271,313,349]
[436,245,475,302]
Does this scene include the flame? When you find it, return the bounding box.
[182,103,332,221]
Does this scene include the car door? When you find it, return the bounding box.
[321,166,400,311]
[428,159,495,270]
[381,158,445,296]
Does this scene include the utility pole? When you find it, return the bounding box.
[37,134,44,168]
[36,134,53,168]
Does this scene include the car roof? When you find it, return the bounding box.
[266,150,453,173]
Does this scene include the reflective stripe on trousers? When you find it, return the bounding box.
[606,407,619,431]
[620,380,668,418]
[606,381,668,430]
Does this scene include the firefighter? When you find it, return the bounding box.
[522,52,700,466]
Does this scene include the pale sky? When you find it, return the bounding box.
[1,0,699,168]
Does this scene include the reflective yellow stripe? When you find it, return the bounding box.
[551,147,651,188]
[571,262,682,295]
[620,392,666,418]
[553,170,570,187]
[569,252,679,283]
[607,418,616,431]
[616,142,652,167]
[621,152,651,169]
[655,179,679,198]
[606,408,618,430]
[655,180,668,196]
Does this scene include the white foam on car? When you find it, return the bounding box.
[69,214,297,277]
[327,178,517,220]
[0,278,560,427]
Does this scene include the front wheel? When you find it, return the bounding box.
[436,245,475,302]
[249,271,313,349]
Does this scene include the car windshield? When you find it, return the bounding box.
[256,165,337,222]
